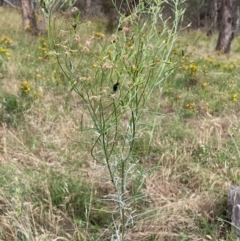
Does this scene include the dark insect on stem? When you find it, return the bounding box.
[113,82,119,93]
[40,0,48,14]
[72,24,77,30]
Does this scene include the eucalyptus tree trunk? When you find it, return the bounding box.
[21,0,38,35]
[85,0,91,15]
[236,5,240,34]
[207,0,219,36]
[215,0,236,53]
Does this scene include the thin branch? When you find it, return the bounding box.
[3,0,21,9]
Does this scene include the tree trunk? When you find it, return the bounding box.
[215,0,236,53]
[21,0,38,35]
[228,186,240,239]
[236,5,240,34]
[85,0,91,15]
[35,5,47,34]
[207,0,219,36]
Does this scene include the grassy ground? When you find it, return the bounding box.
[1,6,240,241]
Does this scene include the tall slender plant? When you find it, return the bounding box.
[43,0,186,239]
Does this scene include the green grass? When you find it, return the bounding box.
[1,6,240,241]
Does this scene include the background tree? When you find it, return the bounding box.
[5,0,239,38]
[21,0,38,35]
[215,0,236,53]
[85,0,91,15]
[207,0,220,36]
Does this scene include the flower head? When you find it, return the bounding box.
[232,93,238,102]
[20,80,31,94]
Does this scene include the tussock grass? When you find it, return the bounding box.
[1,6,240,241]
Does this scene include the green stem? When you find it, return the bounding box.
[121,158,125,241]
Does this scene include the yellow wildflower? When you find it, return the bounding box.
[232,93,238,102]
[189,63,198,73]
[20,80,31,93]
[94,32,105,40]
